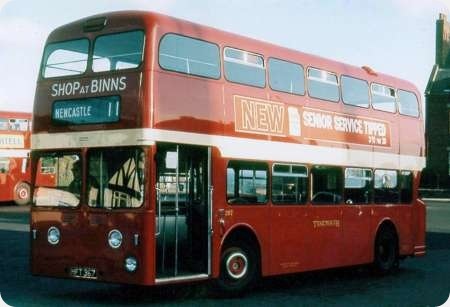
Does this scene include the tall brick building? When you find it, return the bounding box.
[424,14,450,188]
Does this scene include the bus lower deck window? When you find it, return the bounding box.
[227,161,268,204]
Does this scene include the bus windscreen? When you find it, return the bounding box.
[87,147,144,209]
[34,153,81,207]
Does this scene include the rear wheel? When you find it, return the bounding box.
[216,241,258,295]
[374,227,398,274]
[14,182,30,206]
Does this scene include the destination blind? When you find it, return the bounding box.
[52,96,120,125]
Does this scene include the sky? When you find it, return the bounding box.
[0,0,449,113]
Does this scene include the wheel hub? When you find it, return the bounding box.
[226,252,248,279]
[18,188,28,199]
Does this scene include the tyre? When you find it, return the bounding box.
[216,241,259,295]
[14,182,30,206]
[374,227,398,274]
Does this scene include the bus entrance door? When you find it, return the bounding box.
[155,143,211,281]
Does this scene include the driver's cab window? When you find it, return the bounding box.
[34,153,81,207]
[311,166,343,204]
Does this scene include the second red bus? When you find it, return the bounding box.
[0,111,32,205]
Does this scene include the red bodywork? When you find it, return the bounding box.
[31,11,426,285]
[0,111,31,203]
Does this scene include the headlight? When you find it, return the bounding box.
[124,256,138,272]
[108,229,123,249]
[47,227,60,245]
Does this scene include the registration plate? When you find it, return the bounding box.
[69,266,97,280]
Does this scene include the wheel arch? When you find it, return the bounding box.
[375,218,398,235]
[373,217,401,273]
[374,218,400,252]
[14,180,31,188]
[219,223,262,273]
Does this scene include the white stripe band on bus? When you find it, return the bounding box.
[31,128,426,171]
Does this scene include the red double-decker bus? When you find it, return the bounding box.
[30,11,426,293]
[0,111,31,205]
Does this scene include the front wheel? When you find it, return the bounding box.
[216,242,259,295]
[14,182,30,206]
[374,228,398,274]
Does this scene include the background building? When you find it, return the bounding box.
[424,13,450,188]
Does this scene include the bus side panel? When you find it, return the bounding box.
[269,204,311,275]
[398,116,424,160]
[372,205,417,257]
[153,70,224,136]
[413,198,426,256]
[371,208,397,255]
[341,205,372,267]
[211,149,224,279]
[394,173,426,257]
[395,205,414,256]
[210,153,271,279]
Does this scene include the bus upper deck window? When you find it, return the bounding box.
[159,34,220,79]
[341,75,369,108]
[93,31,145,72]
[268,58,305,95]
[224,47,265,88]
[371,83,397,113]
[42,39,89,78]
[307,68,339,102]
[398,90,419,117]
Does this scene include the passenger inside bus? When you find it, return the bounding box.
[68,160,81,198]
